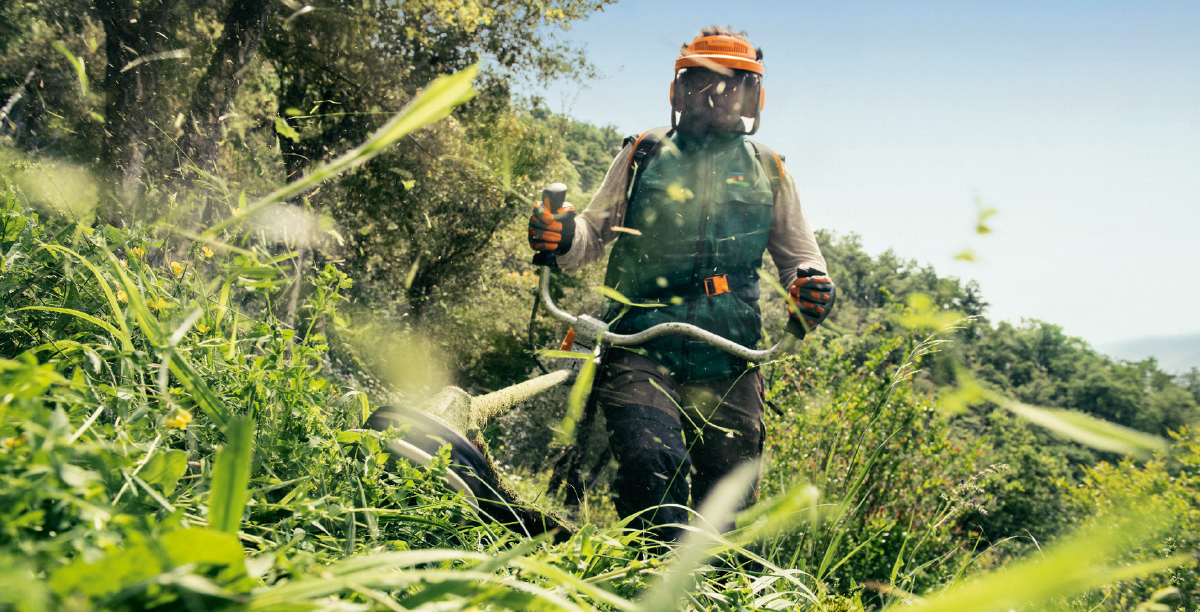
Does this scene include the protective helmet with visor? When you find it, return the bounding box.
[670,33,765,135]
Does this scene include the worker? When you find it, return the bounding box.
[528,26,836,541]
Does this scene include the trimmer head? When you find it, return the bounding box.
[365,403,573,540]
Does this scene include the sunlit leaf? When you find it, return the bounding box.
[953,248,977,262]
[535,349,588,360]
[120,48,189,73]
[555,352,595,446]
[975,196,998,235]
[51,41,88,96]
[992,392,1168,458]
[897,292,964,330]
[667,183,694,202]
[592,285,664,308]
[274,117,300,143]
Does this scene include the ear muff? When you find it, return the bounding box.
[759,86,765,111]
[669,81,674,106]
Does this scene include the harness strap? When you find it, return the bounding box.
[624,129,665,200]
[748,140,783,197]
[639,268,759,301]
[624,130,784,202]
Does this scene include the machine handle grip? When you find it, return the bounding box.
[531,183,569,267]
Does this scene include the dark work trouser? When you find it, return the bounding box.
[596,351,766,542]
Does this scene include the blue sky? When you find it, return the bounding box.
[521,0,1200,347]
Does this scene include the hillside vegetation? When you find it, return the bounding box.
[2,3,1199,610]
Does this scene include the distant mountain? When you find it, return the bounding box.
[1100,332,1200,373]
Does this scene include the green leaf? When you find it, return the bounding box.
[51,534,161,599]
[535,349,589,360]
[274,117,300,143]
[50,529,246,602]
[140,449,188,495]
[896,292,965,331]
[336,431,363,445]
[592,285,665,308]
[51,41,88,96]
[0,556,50,612]
[209,417,254,533]
[555,353,596,446]
[160,528,246,570]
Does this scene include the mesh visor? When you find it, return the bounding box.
[674,68,762,133]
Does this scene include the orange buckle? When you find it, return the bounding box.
[704,274,730,296]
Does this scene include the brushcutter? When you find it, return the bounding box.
[361,186,784,539]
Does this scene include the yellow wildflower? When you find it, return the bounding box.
[196,323,210,333]
[116,289,128,303]
[201,246,215,259]
[169,261,185,277]
[130,246,145,258]
[165,409,193,430]
[1,437,23,451]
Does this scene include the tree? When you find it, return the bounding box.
[1,0,611,223]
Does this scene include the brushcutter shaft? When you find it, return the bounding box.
[537,266,783,362]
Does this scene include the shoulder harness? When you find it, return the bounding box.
[622,129,784,202]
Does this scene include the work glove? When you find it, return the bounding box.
[528,198,576,255]
[786,268,836,338]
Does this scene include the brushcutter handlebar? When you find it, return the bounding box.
[538,266,783,363]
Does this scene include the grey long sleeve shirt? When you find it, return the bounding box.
[557,141,827,288]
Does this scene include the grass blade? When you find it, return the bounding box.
[208,417,254,533]
[990,391,1168,458]
[15,307,124,345]
[38,244,133,350]
[887,510,1187,612]
[640,461,761,612]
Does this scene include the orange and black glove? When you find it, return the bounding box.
[528,198,576,255]
[786,268,836,338]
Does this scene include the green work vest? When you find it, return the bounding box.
[604,131,775,382]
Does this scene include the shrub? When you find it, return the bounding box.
[760,328,985,600]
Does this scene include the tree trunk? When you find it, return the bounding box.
[95,0,175,220]
[181,0,270,224]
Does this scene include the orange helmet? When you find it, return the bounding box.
[670,32,766,134]
[674,34,764,76]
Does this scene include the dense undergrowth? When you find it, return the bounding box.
[4,155,1200,610]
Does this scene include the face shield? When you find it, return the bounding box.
[671,67,763,135]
